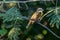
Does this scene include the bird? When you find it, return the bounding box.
[20,8,44,40]
[26,8,44,30]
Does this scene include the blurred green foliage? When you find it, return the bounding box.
[46,7,60,29]
[0,0,60,40]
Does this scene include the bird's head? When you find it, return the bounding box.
[36,8,44,13]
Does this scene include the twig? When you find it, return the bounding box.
[0,1,40,3]
[39,7,60,22]
[24,3,29,10]
[37,22,60,39]
[40,9,54,21]
[17,2,21,8]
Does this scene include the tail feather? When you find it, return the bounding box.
[26,21,32,29]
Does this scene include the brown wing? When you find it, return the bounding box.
[26,12,38,29]
[30,12,38,23]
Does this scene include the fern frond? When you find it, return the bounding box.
[46,7,60,29]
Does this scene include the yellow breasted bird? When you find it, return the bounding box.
[26,8,44,29]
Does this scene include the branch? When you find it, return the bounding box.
[0,1,40,3]
[37,22,60,39]
[39,7,60,22]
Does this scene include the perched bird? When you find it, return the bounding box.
[26,8,44,29]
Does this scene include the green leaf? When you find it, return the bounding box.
[0,29,7,36]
